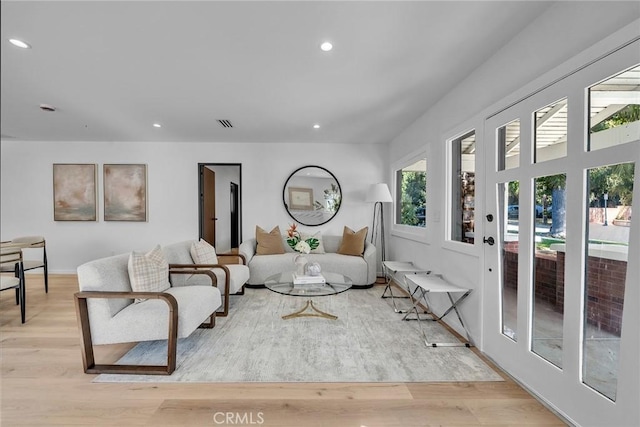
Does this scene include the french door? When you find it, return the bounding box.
[483,40,639,426]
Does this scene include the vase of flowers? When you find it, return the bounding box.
[287,223,319,275]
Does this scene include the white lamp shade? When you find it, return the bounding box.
[366,183,393,203]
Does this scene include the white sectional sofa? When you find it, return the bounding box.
[239,235,376,288]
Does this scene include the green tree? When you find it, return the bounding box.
[400,171,426,226]
[588,103,637,206]
[508,181,519,205]
[535,174,566,206]
[590,104,640,133]
[589,163,635,206]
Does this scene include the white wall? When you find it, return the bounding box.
[388,2,640,343]
[0,141,386,272]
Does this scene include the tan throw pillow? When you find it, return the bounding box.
[337,226,368,257]
[128,245,171,303]
[256,226,285,255]
[301,231,325,254]
[190,238,218,265]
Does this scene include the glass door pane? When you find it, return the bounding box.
[583,162,634,401]
[588,65,640,151]
[497,119,521,171]
[499,181,520,341]
[535,99,568,163]
[532,174,567,368]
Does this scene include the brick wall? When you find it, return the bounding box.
[503,241,519,290]
[504,247,625,336]
[534,252,559,310]
[556,252,565,312]
[585,255,626,336]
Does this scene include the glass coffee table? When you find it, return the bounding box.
[264,271,352,320]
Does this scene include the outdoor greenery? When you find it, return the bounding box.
[589,163,635,207]
[590,104,640,133]
[400,171,426,226]
[588,104,637,206]
[509,163,634,209]
[535,174,566,205]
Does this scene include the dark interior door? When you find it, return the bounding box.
[202,167,216,246]
[230,182,240,248]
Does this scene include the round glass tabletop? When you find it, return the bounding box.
[264,271,353,297]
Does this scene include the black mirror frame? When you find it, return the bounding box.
[282,165,342,227]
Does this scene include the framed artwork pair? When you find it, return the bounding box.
[53,163,147,222]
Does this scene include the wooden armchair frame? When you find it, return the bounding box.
[74,269,217,376]
[170,252,247,317]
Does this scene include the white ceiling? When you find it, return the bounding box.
[1,1,554,144]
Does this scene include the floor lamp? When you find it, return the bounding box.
[366,183,393,265]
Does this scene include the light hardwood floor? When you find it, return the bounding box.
[1,274,567,426]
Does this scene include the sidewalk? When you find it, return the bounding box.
[588,222,630,243]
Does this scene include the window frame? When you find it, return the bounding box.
[444,123,482,256]
[447,128,477,246]
[390,149,428,244]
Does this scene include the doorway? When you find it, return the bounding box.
[198,163,242,252]
[230,182,240,248]
[482,42,638,426]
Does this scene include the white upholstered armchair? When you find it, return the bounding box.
[163,240,250,317]
[75,249,222,375]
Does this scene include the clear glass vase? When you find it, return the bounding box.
[294,254,308,276]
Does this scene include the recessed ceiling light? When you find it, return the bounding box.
[9,38,31,49]
[153,123,162,128]
[320,41,333,52]
[313,124,320,129]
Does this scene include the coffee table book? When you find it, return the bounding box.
[293,273,326,285]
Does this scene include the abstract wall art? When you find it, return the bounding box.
[53,163,98,221]
[104,164,147,221]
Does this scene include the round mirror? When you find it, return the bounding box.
[283,165,342,226]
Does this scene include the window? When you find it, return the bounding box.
[583,162,634,401]
[499,180,520,341]
[497,119,521,171]
[532,173,567,368]
[588,65,640,151]
[449,130,476,244]
[394,158,426,228]
[534,98,568,163]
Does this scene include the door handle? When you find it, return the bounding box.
[483,236,495,246]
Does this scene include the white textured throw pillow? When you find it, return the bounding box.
[190,239,219,264]
[128,245,171,303]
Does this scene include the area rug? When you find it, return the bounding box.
[94,286,502,383]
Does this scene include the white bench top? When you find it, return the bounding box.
[404,274,470,293]
[383,261,430,273]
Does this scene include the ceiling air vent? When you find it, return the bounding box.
[217,119,233,128]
